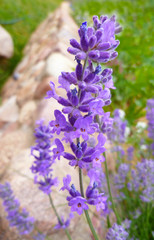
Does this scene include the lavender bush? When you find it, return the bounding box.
[0,13,153,240]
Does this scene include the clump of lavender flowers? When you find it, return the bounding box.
[31,120,59,194]
[106,222,129,240]
[146,99,154,155]
[108,109,127,144]
[42,14,121,239]
[0,182,34,235]
[31,120,73,239]
[130,159,154,202]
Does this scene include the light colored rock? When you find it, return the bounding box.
[0,122,19,138]
[0,127,33,161]
[15,56,29,73]
[1,77,19,100]
[0,26,14,58]
[16,79,38,107]
[0,126,33,179]
[45,52,75,79]
[19,100,37,125]
[0,96,19,123]
[37,47,52,61]
[34,76,54,99]
[35,98,63,124]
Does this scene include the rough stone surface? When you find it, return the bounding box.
[0,96,19,123]
[45,52,75,78]
[0,26,14,58]
[19,100,37,126]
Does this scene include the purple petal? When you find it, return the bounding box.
[70,39,81,49]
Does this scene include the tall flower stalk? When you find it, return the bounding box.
[31,120,72,240]
[43,15,121,239]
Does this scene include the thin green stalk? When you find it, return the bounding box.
[95,115,121,224]
[79,168,100,240]
[103,152,121,224]
[107,215,111,228]
[77,56,99,239]
[48,194,72,240]
[145,203,150,239]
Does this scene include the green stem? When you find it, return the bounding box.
[79,168,100,240]
[146,203,150,239]
[107,215,111,228]
[48,194,72,240]
[77,56,99,240]
[103,152,121,224]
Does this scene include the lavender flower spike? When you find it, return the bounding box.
[31,120,59,194]
[0,182,34,235]
[42,13,121,240]
[106,223,129,240]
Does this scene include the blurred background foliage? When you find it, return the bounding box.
[0,0,154,124]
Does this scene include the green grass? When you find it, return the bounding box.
[0,0,63,90]
[72,0,154,123]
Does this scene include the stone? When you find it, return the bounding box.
[1,77,19,100]
[15,56,29,73]
[45,52,76,79]
[34,76,54,99]
[30,61,45,79]
[0,122,19,138]
[19,100,37,126]
[16,79,38,107]
[37,47,52,61]
[0,96,19,123]
[35,98,63,124]
[0,127,33,178]
[0,26,14,58]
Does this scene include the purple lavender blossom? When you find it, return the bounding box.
[53,138,64,160]
[115,163,130,190]
[61,181,88,215]
[31,121,59,194]
[68,16,120,63]
[108,109,127,143]
[86,181,107,211]
[73,115,98,141]
[127,146,134,161]
[130,159,154,202]
[44,14,121,217]
[45,81,59,100]
[63,133,106,169]
[146,99,154,155]
[100,112,113,133]
[87,168,106,188]
[146,99,154,140]
[54,213,74,229]
[60,174,71,191]
[50,110,67,135]
[34,174,59,195]
[33,233,46,240]
[106,223,129,240]
[112,145,125,159]
[68,196,89,215]
[31,120,53,176]
[0,182,34,235]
